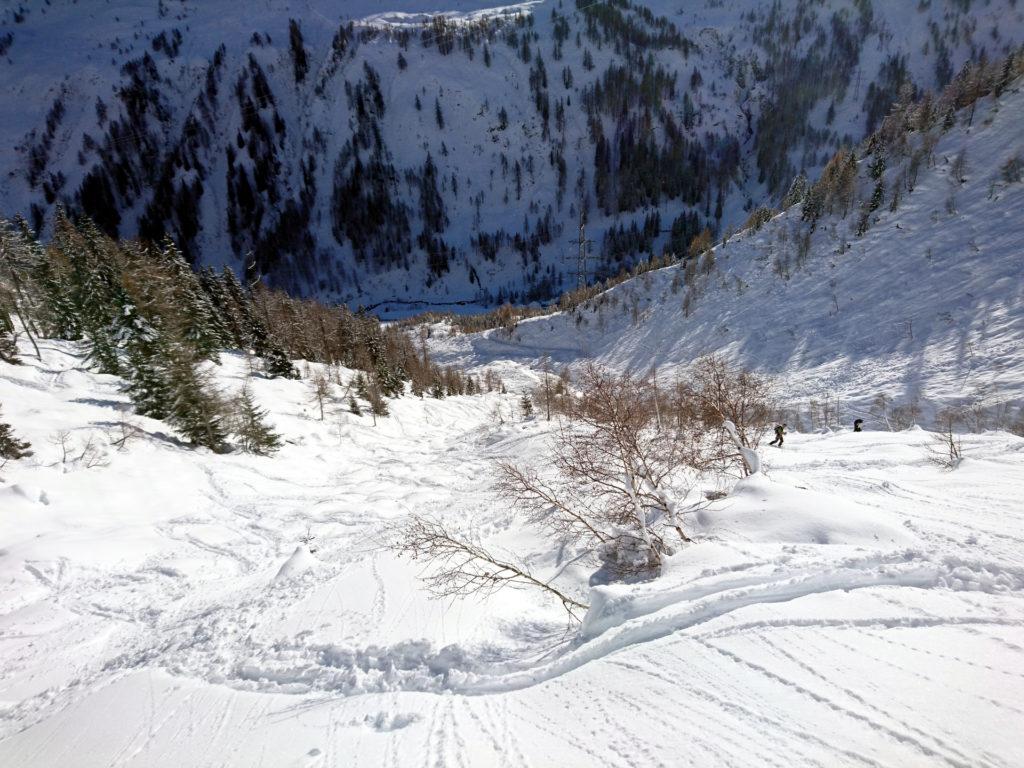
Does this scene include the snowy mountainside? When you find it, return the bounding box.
[2,332,1024,765]
[429,73,1024,420]
[3,0,1022,308]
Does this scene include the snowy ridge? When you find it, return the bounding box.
[358,1,545,29]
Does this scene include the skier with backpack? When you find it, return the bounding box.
[769,423,786,447]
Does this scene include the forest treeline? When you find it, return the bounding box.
[0,211,489,454]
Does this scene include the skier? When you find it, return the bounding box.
[769,423,786,447]
[854,418,864,432]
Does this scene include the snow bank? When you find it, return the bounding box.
[694,473,917,547]
[273,546,317,583]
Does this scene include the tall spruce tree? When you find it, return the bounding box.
[166,351,229,451]
[119,302,173,420]
[231,386,281,455]
[158,238,225,363]
[67,217,128,375]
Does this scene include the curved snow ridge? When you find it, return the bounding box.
[171,554,1022,698]
[460,555,1023,695]
[212,639,484,696]
[358,1,543,28]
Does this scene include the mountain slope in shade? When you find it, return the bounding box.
[429,74,1024,420]
[3,0,1021,307]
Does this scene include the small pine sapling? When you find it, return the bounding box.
[0,405,33,466]
[232,386,281,455]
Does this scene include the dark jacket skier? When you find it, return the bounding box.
[854,419,864,432]
[769,423,786,447]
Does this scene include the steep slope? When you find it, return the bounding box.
[3,0,1021,307]
[2,334,1024,766]
[430,73,1024,422]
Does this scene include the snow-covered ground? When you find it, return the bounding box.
[2,337,1023,766]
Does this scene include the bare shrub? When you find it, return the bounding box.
[107,412,143,451]
[50,429,72,463]
[677,355,775,475]
[871,393,921,431]
[78,432,109,469]
[498,365,717,578]
[928,410,963,469]
[396,362,774,617]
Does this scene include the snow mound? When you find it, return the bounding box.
[0,484,49,506]
[227,639,479,695]
[273,546,317,583]
[694,473,917,547]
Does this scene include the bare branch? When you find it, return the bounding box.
[392,516,589,620]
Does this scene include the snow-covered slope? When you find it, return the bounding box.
[3,0,1021,307]
[430,74,1024,421]
[2,335,1024,766]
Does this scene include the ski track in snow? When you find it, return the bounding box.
[1,343,1023,766]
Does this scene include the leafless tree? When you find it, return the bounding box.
[929,410,964,469]
[394,515,589,620]
[50,429,72,464]
[78,432,108,469]
[308,371,331,421]
[500,365,711,576]
[398,362,773,617]
[676,355,774,476]
[538,355,554,421]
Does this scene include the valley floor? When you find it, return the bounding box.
[1,343,1023,767]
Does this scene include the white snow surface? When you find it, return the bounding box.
[1,335,1024,766]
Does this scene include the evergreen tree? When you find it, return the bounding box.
[869,154,886,181]
[197,267,236,348]
[119,303,173,420]
[0,314,19,365]
[65,217,127,375]
[782,171,808,208]
[259,341,296,379]
[231,386,281,455]
[219,267,256,349]
[520,393,534,418]
[354,373,369,399]
[166,352,229,451]
[0,405,32,461]
[158,238,224,363]
[30,250,79,340]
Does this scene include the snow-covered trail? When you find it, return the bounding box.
[2,345,1024,766]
